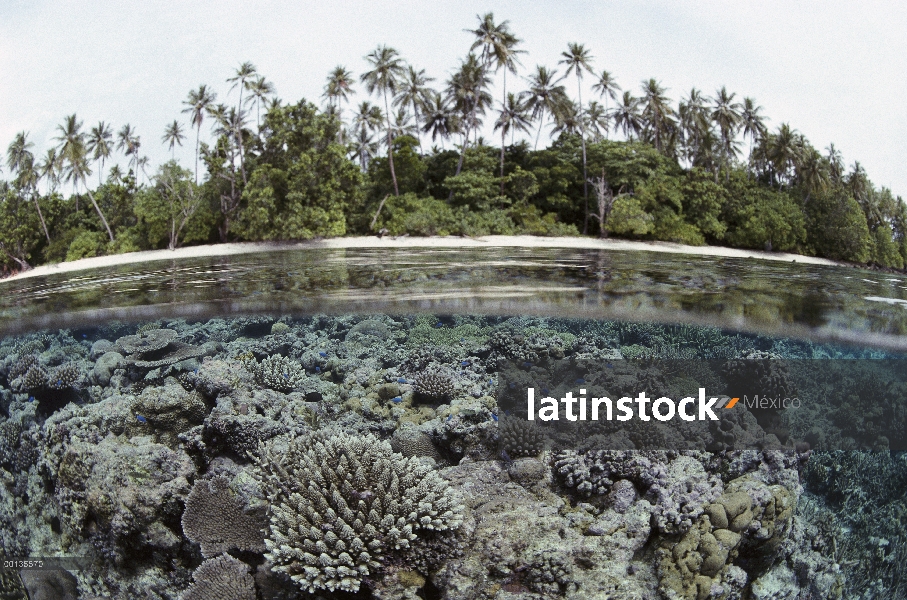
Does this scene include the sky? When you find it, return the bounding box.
[1,1,905,197]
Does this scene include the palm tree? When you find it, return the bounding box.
[521,66,568,149]
[162,120,186,159]
[640,79,676,155]
[740,97,767,160]
[361,46,406,195]
[55,115,114,241]
[551,101,583,136]
[796,146,829,204]
[86,121,114,186]
[117,124,141,174]
[592,70,621,138]
[421,93,459,149]
[7,132,50,242]
[468,13,524,139]
[245,75,276,132]
[107,164,123,186]
[494,92,532,191]
[445,53,492,177]
[678,89,711,168]
[559,43,595,233]
[825,143,844,185]
[37,148,62,193]
[612,91,643,140]
[710,87,743,177]
[767,123,801,188]
[227,62,257,178]
[390,108,418,141]
[393,65,435,151]
[182,84,217,183]
[585,101,610,142]
[352,101,384,170]
[323,66,355,141]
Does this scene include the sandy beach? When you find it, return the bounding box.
[2,235,844,282]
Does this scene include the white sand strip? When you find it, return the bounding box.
[2,235,843,282]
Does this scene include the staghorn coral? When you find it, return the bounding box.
[8,353,39,380]
[498,415,546,458]
[252,432,464,593]
[252,355,305,393]
[181,476,267,558]
[46,362,82,390]
[414,369,454,401]
[181,555,256,600]
[19,365,47,391]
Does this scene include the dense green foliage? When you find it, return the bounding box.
[2,14,904,275]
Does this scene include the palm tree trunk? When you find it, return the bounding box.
[500,128,506,195]
[86,186,114,242]
[194,126,201,184]
[32,193,51,243]
[383,92,399,196]
[577,74,589,235]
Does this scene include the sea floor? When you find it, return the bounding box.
[0,314,904,599]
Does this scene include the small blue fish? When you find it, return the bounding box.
[509,383,516,389]
[82,334,87,339]
[606,362,614,369]
[435,322,443,328]
[315,366,321,373]
[542,388,550,395]
[28,396,34,402]
[57,380,63,387]
[523,361,532,368]
[575,378,586,384]
[283,373,289,378]
[446,414,453,421]
[319,351,328,357]
[136,415,147,423]
[392,396,402,403]
[460,361,470,367]
[193,369,199,373]
[491,413,498,421]
[489,379,494,385]
[397,377,407,384]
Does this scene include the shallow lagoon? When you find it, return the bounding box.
[0,246,905,599]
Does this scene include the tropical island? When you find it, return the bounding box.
[2,13,905,277]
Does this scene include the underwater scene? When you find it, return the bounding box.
[0,248,906,600]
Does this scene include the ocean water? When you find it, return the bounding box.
[0,247,905,599]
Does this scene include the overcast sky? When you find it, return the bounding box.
[1,1,904,197]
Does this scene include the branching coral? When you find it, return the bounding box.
[252,432,464,593]
[251,355,305,393]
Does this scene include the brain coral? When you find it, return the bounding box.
[253,432,464,593]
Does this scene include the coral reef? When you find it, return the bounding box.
[414,369,455,401]
[181,476,267,558]
[181,555,256,600]
[498,414,546,458]
[252,431,464,593]
[250,354,305,393]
